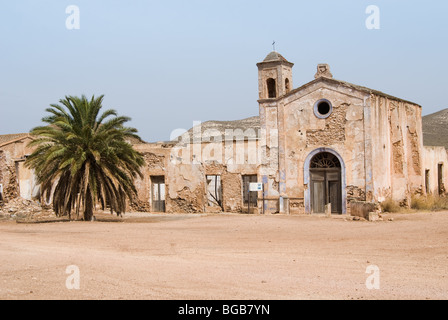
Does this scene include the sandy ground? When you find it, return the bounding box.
[0,211,447,300]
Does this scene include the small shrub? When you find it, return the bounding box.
[411,195,432,211]
[380,198,401,213]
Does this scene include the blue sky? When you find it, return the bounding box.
[1,0,447,142]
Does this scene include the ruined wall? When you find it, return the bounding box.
[133,138,259,214]
[258,100,280,214]
[0,150,19,203]
[369,95,392,202]
[423,146,448,195]
[0,137,36,202]
[166,162,206,213]
[130,148,167,212]
[168,139,259,213]
[305,101,347,146]
[369,95,424,204]
[203,163,241,213]
[201,140,259,213]
[221,172,243,212]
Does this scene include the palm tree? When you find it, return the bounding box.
[25,95,145,221]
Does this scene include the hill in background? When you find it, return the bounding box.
[423,108,448,149]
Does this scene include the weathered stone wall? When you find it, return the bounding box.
[166,163,206,213]
[203,162,251,213]
[347,185,366,203]
[258,100,280,214]
[306,102,347,146]
[0,137,36,202]
[0,150,19,203]
[369,94,424,205]
[132,143,168,212]
[350,201,377,220]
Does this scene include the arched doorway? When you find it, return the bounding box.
[304,148,346,215]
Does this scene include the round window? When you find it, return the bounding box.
[314,99,333,119]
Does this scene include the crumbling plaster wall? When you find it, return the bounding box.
[130,144,167,212]
[166,162,206,213]
[132,143,170,212]
[423,146,448,195]
[369,94,424,204]
[258,100,280,212]
[199,140,259,213]
[198,162,247,213]
[134,139,259,213]
[0,137,36,202]
[0,150,19,202]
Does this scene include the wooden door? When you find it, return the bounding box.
[311,171,325,213]
[327,171,341,214]
[242,175,258,207]
[310,152,342,214]
[311,170,341,214]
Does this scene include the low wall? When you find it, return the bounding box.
[350,201,377,220]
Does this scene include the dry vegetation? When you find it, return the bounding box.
[380,198,402,213]
[380,194,448,213]
[411,194,448,211]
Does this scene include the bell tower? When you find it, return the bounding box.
[256,51,294,100]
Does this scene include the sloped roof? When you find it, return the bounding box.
[263,51,291,63]
[282,76,421,107]
[0,133,30,147]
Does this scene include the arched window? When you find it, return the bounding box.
[310,152,341,169]
[267,78,276,98]
[285,78,290,93]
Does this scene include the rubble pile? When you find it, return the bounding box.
[0,198,54,221]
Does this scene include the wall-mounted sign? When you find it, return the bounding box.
[249,183,263,192]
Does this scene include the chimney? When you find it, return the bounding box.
[314,64,333,79]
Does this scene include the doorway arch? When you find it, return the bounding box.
[304,148,346,214]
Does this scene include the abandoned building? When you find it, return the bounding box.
[0,133,37,204]
[1,51,447,215]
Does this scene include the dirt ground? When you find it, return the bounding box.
[0,211,447,300]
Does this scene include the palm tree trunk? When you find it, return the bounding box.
[76,193,81,220]
[83,193,94,221]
